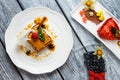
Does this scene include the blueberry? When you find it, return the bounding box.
[84,54,90,59]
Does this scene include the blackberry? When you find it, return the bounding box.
[111,27,116,34]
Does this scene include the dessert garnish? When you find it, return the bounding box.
[84,47,106,80]
[97,18,120,40]
[80,0,104,24]
[38,27,45,42]
[17,16,57,60]
[83,0,96,10]
[31,32,38,39]
[117,41,120,48]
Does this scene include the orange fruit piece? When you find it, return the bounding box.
[79,10,84,17]
[82,16,88,23]
[86,1,91,7]
[97,50,103,56]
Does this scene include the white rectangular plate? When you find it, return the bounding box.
[71,1,120,59]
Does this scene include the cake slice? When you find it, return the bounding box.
[27,17,52,52]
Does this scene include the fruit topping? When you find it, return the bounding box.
[117,41,120,47]
[82,0,96,10]
[82,16,88,23]
[31,32,38,39]
[79,10,85,17]
[97,18,120,40]
[89,11,94,16]
[89,76,94,80]
[111,27,116,34]
[99,15,104,21]
[94,47,104,59]
[86,1,92,7]
[84,47,106,80]
[96,10,104,21]
[96,10,103,17]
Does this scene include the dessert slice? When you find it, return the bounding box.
[27,17,52,52]
[84,47,106,80]
[79,0,105,24]
[97,18,120,40]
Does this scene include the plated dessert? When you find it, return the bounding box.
[18,16,56,60]
[71,0,120,59]
[79,0,104,24]
[97,18,120,47]
[84,47,106,80]
[5,7,73,74]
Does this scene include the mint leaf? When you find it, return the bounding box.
[38,27,45,42]
[39,33,45,42]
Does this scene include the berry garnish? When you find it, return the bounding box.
[31,32,38,39]
[88,70,95,76]
[89,76,94,80]
[84,47,106,80]
[97,18,120,40]
[111,27,116,34]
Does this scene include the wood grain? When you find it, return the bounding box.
[56,0,120,80]
[0,0,62,80]
[0,0,21,43]
[0,0,23,80]
[0,42,22,80]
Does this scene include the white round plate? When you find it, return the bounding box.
[5,7,73,74]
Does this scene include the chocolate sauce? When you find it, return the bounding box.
[84,9,101,25]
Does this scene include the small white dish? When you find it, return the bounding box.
[5,7,73,74]
[71,2,120,59]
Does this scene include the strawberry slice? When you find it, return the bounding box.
[97,18,120,40]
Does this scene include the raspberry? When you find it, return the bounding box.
[94,73,99,78]
[89,76,94,80]
[88,70,95,77]
[31,32,38,39]
[100,72,105,78]
[98,76,105,80]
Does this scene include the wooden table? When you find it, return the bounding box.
[0,0,120,80]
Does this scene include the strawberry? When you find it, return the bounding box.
[89,76,95,80]
[97,18,120,40]
[88,70,95,77]
[31,32,38,39]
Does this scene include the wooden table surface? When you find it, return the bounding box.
[0,0,120,80]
